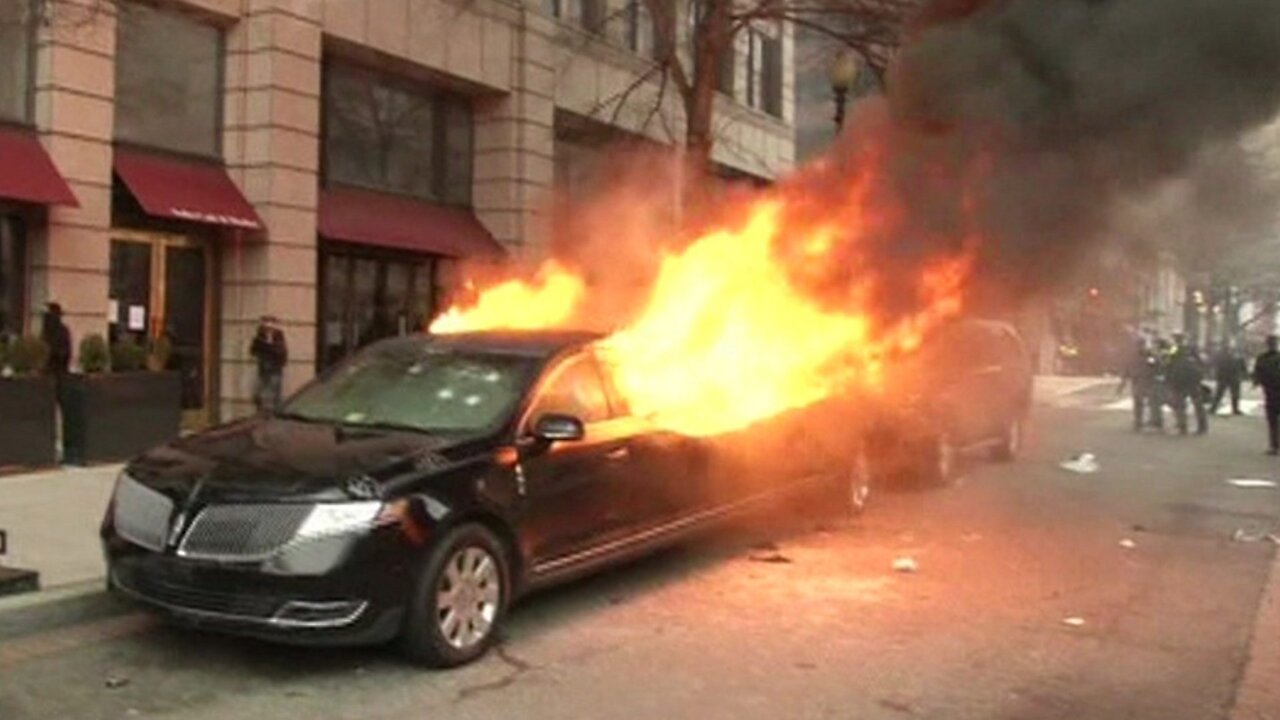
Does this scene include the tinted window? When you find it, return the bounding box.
[324,62,473,205]
[284,347,537,434]
[528,356,613,425]
[0,0,32,122]
[115,3,222,157]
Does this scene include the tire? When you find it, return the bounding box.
[399,523,510,668]
[845,444,873,516]
[990,416,1023,462]
[919,432,956,487]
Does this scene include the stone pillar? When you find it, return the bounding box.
[29,4,116,357]
[220,0,322,419]
[471,8,557,265]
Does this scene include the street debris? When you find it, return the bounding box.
[1119,538,1137,549]
[1059,453,1099,474]
[961,532,983,543]
[892,557,919,573]
[104,676,131,690]
[1226,478,1278,489]
[1232,528,1280,544]
[1061,617,1087,628]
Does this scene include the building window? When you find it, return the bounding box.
[115,3,222,157]
[319,244,438,369]
[565,0,605,34]
[0,215,25,340]
[746,28,782,117]
[717,38,736,96]
[0,0,33,123]
[324,62,474,206]
[626,0,657,59]
[544,0,561,18]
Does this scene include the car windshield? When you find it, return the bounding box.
[281,345,539,435]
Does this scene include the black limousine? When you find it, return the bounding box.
[102,331,873,667]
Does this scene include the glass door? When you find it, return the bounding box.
[109,232,214,429]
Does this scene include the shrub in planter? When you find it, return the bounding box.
[61,333,181,465]
[0,336,56,470]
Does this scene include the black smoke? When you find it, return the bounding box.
[830,0,1280,313]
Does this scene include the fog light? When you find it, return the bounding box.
[272,600,367,627]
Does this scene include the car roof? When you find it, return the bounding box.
[382,330,605,358]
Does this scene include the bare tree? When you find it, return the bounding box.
[633,0,919,183]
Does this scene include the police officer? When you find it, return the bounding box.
[1211,342,1248,415]
[1168,335,1208,435]
[1118,338,1159,431]
[1253,335,1280,454]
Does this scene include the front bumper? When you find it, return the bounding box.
[104,528,413,647]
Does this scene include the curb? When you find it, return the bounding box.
[0,577,104,615]
[1231,544,1280,720]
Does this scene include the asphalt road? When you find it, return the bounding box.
[2,389,1278,720]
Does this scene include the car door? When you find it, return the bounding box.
[594,353,709,530]
[939,323,999,446]
[517,353,636,565]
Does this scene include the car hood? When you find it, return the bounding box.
[125,416,494,504]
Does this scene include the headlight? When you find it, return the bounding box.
[293,502,384,542]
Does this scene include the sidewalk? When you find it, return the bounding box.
[0,464,120,589]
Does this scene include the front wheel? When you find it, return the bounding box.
[400,523,510,668]
[919,432,957,486]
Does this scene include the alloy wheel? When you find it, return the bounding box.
[435,546,501,650]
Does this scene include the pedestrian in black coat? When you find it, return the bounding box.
[1253,335,1280,454]
[41,302,71,377]
[1211,343,1248,415]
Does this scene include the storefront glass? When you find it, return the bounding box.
[319,244,437,369]
[0,215,25,339]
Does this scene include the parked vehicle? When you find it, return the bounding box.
[869,318,1033,485]
[101,331,871,667]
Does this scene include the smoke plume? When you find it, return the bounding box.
[877,0,1280,306]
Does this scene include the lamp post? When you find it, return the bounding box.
[828,50,859,132]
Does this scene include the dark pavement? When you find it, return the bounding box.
[1,389,1278,720]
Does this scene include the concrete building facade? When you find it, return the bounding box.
[0,0,794,424]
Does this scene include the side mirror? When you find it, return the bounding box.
[532,413,585,443]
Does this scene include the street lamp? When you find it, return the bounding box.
[828,50,859,132]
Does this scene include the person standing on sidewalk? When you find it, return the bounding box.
[250,315,288,413]
[40,302,71,378]
[1252,334,1280,454]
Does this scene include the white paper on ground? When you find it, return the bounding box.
[1226,479,1278,489]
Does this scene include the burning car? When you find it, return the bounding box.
[101,330,872,667]
[869,318,1033,484]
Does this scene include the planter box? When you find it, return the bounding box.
[0,376,57,470]
[62,372,182,465]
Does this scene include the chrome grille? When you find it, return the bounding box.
[113,475,174,552]
[177,504,314,561]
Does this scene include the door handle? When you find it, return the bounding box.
[606,446,630,461]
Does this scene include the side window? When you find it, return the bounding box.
[528,356,612,426]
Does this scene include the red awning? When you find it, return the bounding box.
[0,126,78,206]
[113,148,261,229]
[317,186,505,258]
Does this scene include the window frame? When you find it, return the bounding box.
[321,59,474,207]
[112,2,225,159]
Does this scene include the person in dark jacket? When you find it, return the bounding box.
[1211,342,1248,416]
[250,314,288,413]
[1167,336,1208,435]
[1253,334,1280,454]
[1118,338,1160,431]
[41,302,72,377]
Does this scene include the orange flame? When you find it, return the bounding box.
[430,263,585,334]
[431,145,975,437]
